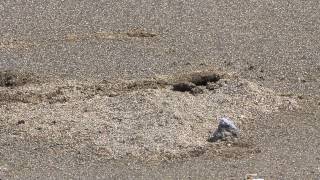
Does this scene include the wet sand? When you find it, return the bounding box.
[0,1,319,179]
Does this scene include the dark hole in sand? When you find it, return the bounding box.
[172,82,196,92]
[190,73,221,86]
[172,72,221,92]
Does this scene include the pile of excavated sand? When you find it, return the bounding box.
[0,70,299,161]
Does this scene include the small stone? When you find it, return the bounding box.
[207,117,239,142]
[172,82,196,92]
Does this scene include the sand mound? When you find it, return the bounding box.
[0,70,299,161]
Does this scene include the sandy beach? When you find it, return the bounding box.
[0,1,319,179]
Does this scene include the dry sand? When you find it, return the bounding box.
[0,0,320,179]
[0,69,299,161]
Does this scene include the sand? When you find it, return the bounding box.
[0,0,319,179]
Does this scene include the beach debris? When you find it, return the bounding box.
[207,117,239,142]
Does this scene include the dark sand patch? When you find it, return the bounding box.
[0,70,37,87]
